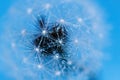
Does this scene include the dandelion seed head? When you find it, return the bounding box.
[1,0,108,80]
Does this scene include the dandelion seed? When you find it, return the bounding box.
[44,3,51,9]
[77,18,83,23]
[11,42,16,48]
[59,19,65,23]
[27,8,32,14]
[54,54,59,60]
[74,39,79,44]
[22,57,28,63]
[37,64,43,69]
[55,71,61,76]
[42,30,47,35]
[35,47,39,53]
[58,40,63,44]
[67,60,72,65]
[21,29,26,36]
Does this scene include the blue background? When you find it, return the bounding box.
[0,0,120,80]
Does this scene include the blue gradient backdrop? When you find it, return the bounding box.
[0,0,120,80]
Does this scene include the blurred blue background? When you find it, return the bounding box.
[0,0,120,80]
